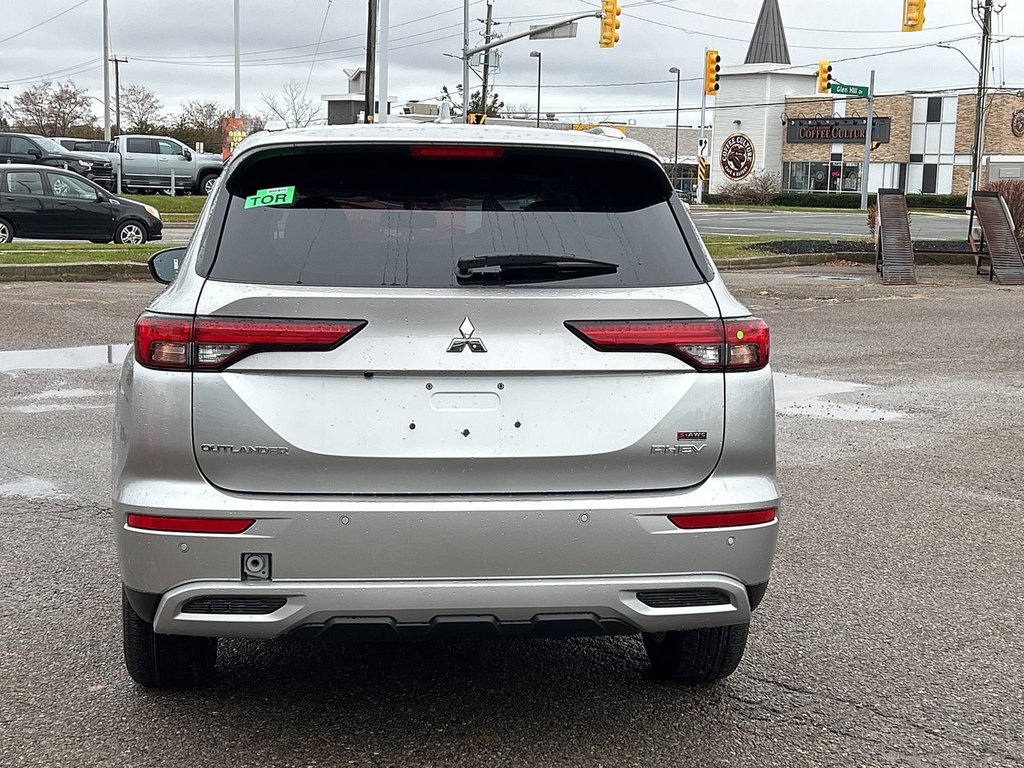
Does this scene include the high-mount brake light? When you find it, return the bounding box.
[410,145,505,160]
[126,514,255,534]
[134,314,366,371]
[668,508,777,530]
[564,318,769,371]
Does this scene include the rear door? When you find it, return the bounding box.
[189,142,725,495]
[122,138,158,187]
[0,169,55,237]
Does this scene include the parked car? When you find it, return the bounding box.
[0,132,116,191]
[0,163,161,244]
[110,134,223,195]
[115,125,777,689]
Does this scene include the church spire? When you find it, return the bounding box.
[744,0,791,65]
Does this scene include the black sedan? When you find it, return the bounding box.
[0,164,162,244]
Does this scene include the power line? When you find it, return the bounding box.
[303,0,334,98]
[0,0,93,47]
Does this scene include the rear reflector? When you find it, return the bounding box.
[565,317,769,371]
[410,145,504,160]
[135,314,366,371]
[126,514,255,534]
[668,508,777,530]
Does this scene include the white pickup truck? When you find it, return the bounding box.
[109,135,224,195]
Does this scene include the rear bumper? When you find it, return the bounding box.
[144,573,757,639]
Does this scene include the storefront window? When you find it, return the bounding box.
[784,162,809,192]
[842,163,861,192]
[809,162,829,192]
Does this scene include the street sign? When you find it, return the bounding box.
[830,83,870,97]
[529,22,578,39]
[697,138,709,156]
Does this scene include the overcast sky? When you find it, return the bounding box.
[2,0,1022,128]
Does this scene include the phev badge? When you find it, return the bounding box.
[447,316,487,353]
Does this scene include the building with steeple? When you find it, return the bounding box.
[708,0,816,193]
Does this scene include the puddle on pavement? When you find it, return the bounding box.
[775,372,905,421]
[0,344,130,372]
[0,476,61,499]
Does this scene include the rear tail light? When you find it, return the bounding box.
[668,508,777,530]
[126,514,255,534]
[564,317,769,371]
[135,313,366,371]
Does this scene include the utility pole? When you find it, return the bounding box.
[364,0,379,122]
[0,85,9,130]
[462,0,470,123]
[479,0,495,121]
[969,0,994,207]
[102,0,111,140]
[233,0,241,116]
[378,0,389,122]
[860,69,875,211]
[110,56,127,137]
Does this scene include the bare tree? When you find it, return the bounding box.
[120,83,163,133]
[7,80,96,136]
[259,80,322,128]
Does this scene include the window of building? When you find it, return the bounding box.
[922,164,938,194]
[926,97,942,123]
[786,162,809,192]
[809,162,829,192]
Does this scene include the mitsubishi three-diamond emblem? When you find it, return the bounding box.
[447,316,487,353]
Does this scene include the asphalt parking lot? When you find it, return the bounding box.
[1,267,1021,767]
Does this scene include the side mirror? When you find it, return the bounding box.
[183,149,193,161]
[148,246,187,284]
[27,147,42,158]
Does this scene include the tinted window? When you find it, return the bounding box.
[47,172,99,199]
[126,138,154,153]
[10,137,39,155]
[209,145,701,288]
[5,171,45,195]
[926,97,942,123]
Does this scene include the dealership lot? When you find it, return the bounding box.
[1,269,1021,767]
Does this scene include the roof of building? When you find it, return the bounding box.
[744,0,791,65]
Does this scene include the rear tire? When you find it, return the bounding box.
[0,217,13,243]
[642,623,749,684]
[198,172,218,195]
[122,588,217,688]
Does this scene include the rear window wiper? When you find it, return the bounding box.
[456,253,618,284]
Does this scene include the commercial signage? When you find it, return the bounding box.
[720,133,755,181]
[786,117,891,144]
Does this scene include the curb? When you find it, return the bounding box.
[0,261,151,282]
[717,250,974,270]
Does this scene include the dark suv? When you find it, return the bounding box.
[0,133,115,191]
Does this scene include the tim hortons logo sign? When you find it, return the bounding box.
[720,134,755,181]
[1012,109,1024,139]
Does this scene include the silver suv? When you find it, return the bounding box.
[114,125,778,688]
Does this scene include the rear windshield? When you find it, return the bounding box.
[208,144,702,288]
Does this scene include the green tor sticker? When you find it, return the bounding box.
[244,186,295,209]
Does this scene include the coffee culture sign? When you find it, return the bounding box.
[787,117,892,144]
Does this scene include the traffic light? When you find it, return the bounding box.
[704,50,721,96]
[599,0,621,48]
[816,60,833,93]
[902,0,926,32]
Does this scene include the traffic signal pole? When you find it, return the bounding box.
[697,83,707,205]
[462,9,601,124]
[860,69,875,211]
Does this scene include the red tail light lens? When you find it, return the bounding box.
[410,145,505,160]
[564,318,769,371]
[126,514,255,534]
[668,508,777,530]
[135,313,366,371]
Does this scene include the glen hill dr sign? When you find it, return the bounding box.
[786,117,892,144]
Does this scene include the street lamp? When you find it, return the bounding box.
[529,51,542,128]
[669,66,681,189]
